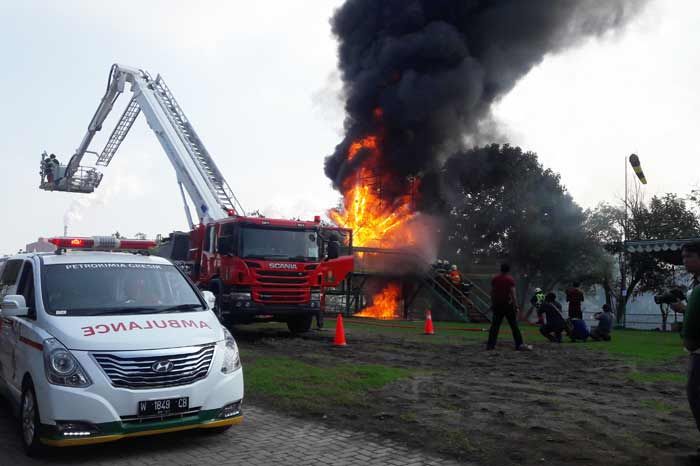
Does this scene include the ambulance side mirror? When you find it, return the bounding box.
[1,295,29,317]
[201,290,216,311]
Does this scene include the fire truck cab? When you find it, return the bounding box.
[0,237,243,455]
[159,217,353,333]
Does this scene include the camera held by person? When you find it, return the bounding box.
[654,288,687,306]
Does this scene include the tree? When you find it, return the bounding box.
[588,193,700,322]
[438,144,608,306]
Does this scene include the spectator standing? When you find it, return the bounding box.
[486,263,531,351]
[538,293,567,343]
[590,304,613,341]
[566,282,585,319]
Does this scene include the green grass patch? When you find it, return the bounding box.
[244,353,413,412]
[629,371,686,383]
[641,399,675,412]
[594,329,685,363]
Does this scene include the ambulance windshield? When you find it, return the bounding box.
[41,263,205,316]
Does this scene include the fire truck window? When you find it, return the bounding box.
[204,226,215,253]
[0,259,23,298]
[209,227,217,253]
[16,262,36,319]
[0,260,22,286]
[218,223,237,255]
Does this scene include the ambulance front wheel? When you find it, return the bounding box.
[20,381,45,457]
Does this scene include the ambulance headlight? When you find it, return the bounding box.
[221,328,241,374]
[43,339,92,387]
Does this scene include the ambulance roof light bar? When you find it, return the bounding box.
[48,236,156,251]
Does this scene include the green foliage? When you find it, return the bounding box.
[439,144,606,288]
[244,354,413,411]
[588,194,700,319]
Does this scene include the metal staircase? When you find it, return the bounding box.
[148,74,245,216]
[422,271,492,323]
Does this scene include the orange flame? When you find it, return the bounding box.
[355,282,401,319]
[329,169,417,248]
[347,135,379,161]
[330,108,418,321]
[329,114,418,249]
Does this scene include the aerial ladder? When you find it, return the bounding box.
[39,64,245,227]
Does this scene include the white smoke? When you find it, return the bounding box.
[62,162,147,233]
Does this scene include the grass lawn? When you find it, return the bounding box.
[601,328,685,363]
[337,318,687,364]
[243,351,414,413]
[239,319,687,412]
[629,371,686,383]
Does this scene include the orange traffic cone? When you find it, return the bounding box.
[333,314,347,346]
[424,310,435,335]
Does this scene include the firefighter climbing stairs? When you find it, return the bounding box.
[422,270,491,323]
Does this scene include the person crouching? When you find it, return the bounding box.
[538,292,567,343]
[590,304,614,341]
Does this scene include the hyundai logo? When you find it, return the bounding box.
[151,360,174,374]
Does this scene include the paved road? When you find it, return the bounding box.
[0,400,467,466]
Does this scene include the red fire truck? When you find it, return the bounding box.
[39,64,353,333]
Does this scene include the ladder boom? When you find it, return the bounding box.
[40,64,245,225]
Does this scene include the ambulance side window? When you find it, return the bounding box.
[0,259,22,299]
[16,262,36,319]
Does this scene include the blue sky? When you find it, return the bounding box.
[1,0,698,253]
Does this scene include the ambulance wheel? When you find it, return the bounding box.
[287,315,313,334]
[20,381,45,457]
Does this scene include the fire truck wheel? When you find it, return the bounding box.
[20,381,45,457]
[287,315,313,334]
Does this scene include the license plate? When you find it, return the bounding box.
[138,397,189,416]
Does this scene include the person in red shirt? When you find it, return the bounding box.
[566,282,585,319]
[486,263,532,351]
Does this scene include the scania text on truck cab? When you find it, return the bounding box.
[0,237,243,455]
[39,64,353,333]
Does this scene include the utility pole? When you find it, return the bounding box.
[620,156,628,324]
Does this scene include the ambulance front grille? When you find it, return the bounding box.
[92,345,215,389]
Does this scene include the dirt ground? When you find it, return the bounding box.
[234,321,699,466]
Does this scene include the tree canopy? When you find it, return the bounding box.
[588,193,700,318]
[438,144,604,291]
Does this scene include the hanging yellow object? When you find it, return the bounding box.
[629,153,647,185]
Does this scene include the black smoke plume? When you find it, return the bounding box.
[326,0,647,204]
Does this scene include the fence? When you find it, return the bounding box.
[581,309,683,331]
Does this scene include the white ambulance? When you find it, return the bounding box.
[0,237,243,455]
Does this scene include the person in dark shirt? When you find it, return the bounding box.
[486,263,531,351]
[590,304,613,341]
[538,293,567,343]
[566,282,585,319]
